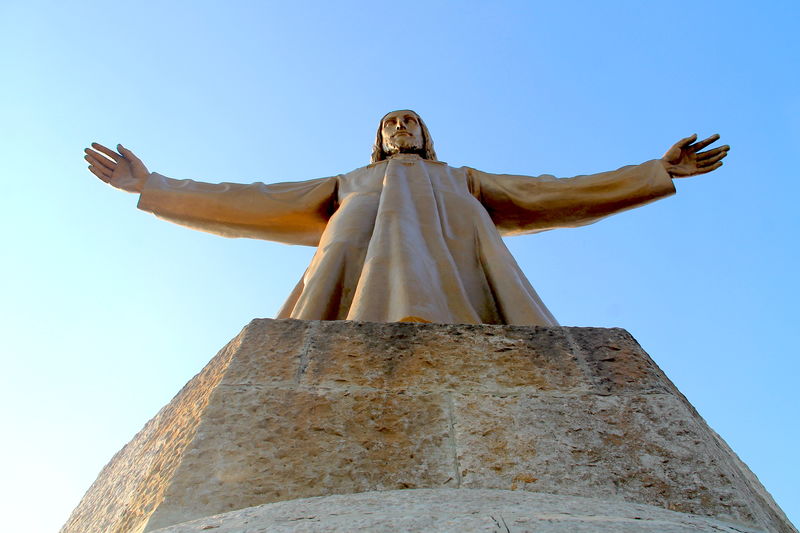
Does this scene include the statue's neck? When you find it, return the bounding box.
[386,147,426,159]
[388,152,422,160]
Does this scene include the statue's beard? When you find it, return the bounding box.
[383,137,424,156]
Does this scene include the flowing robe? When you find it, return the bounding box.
[137,154,675,325]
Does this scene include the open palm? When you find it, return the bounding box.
[84,143,150,193]
[662,134,729,178]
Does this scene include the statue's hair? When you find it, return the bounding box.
[371,110,437,163]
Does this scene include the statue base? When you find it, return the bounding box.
[149,489,767,533]
[60,320,796,533]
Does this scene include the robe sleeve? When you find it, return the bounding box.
[467,159,676,236]
[137,173,339,246]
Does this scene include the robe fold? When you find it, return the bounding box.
[137,155,675,326]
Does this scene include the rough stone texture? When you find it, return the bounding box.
[59,326,246,533]
[61,320,796,533]
[150,489,767,533]
[454,392,766,517]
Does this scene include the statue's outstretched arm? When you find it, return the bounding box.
[84,143,338,247]
[471,134,728,236]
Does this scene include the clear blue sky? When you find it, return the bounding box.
[1,1,797,531]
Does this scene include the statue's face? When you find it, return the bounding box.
[381,110,423,154]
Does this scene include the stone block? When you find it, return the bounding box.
[453,392,757,524]
[146,386,455,531]
[302,322,587,392]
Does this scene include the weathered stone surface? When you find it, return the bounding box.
[566,326,677,394]
[217,319,310,385]
[146,387,455,531]
[301,322,586,392]
[150,489,767,533]
[59,326,246,533]
[61,320,796,533]
[454,393,760,523]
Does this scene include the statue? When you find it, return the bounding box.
[84,110,728,326]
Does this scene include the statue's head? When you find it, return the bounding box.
[371,110,437,163]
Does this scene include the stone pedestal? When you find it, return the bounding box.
[149,489,768,533]
[60,320,796,533]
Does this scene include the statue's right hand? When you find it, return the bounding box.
[85,143,150,193]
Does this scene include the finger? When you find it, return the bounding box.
[697,152,727,167]
[690,134,721,152]
[695,161,723,174]
[663,135,697,162]
[696,145,730,160]
[117,144,142,163]
[91,142,122,162]
[677,133,697,149]
[88,165,111,183]
[90,161,113,178]
[84,151,116,171]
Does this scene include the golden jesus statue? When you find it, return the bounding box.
[85,110,728,326]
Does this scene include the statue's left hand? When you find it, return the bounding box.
[84,143,150,193]
[661,134,730,178]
